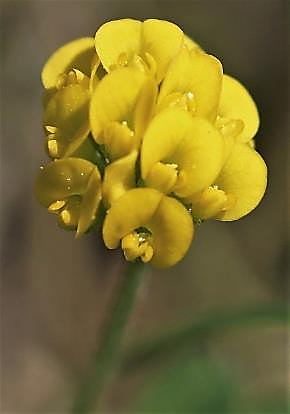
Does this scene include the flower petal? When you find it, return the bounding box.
[218,75,259,143]
[215,143,267,221]
[95,19,142,72]
[189,186,228,220]
[171,118,224,196]
[76,168,102,237]
[133,77,158,145]
[158,48,223,121]
[41,38,95,89]
[89,54,101,93]
[103,188,162,249]
[142,19,184,83]
[147,195,194,268]
[35,158,97,207]
[141,108,192,179]
[141,108,224,196]
[102,121,135,160]
[102,150,138,207]
[102,188,193,267]
[90,66,146,142]
[44,84,90,158]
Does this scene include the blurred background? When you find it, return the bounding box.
[1,0,288,412]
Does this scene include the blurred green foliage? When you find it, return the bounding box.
[132,353,236,412]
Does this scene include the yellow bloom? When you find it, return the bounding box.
[141,108,224,197]
[35,158,101,237]
[95,18,184,83]
[41,37,96,90]
[102,150,138,206]
[103,188,194,268]
[35,18,267,267]
[44,81,90,158]
[41,38,102,159]
[90,67,157,160]
[158,46,223,122]
[217,74,260,144]
[189,144,267,221]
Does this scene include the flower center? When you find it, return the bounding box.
[145,162,179,193]
[56,69,88,89]
[121,230,153,263]
[190,185,237,220]
[158,91,197,114]
[48,196,82,229]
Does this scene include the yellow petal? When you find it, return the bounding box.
[158,48,223,121]
[102,188,193,267]
[103,188,163,249]
[41,38,95,89]
[121,232,148,262]
[56,68,90,89]
[158,47,191,106]
[58,197,81,229]
[145,162,178,194]
[89,54,101,93]
[90,66,145,142]
[189,186,228,220]
[147,195,194,268]
[141,108,192,179]
[142,19,184,83]
[215,143,267,221]
[95,19,142,72]
[215,116,244,162]
[102,150,138,207]
[35,158,97,207]
[218,75,260,143]
[157,91,194,113]
[44,84,90,157]
[102,121,135,160]
[141,108,224,196]
[172,117,224,196]
[76,168,102,237]
[133,77,158,145]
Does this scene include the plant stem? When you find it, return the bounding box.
[72,260,145,413]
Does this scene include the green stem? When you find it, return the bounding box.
[72,260,145,413]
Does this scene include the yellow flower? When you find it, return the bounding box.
[95,18,184,83]
[41,37,96,90]
[157,46,223,122]
[103,188,194,268]
[189,143,267,221]
[41,38,102,159]
[35,18,267,267]
[102,150,138,207]
[89,67,157,160]
[217,75,259,144]
[141,108,224,197]
[186,72,265,222]
[35,158,101,237]
[43,81,91,158]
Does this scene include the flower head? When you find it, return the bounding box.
[35,18,267,267]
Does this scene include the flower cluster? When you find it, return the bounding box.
[35,18,267,268]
